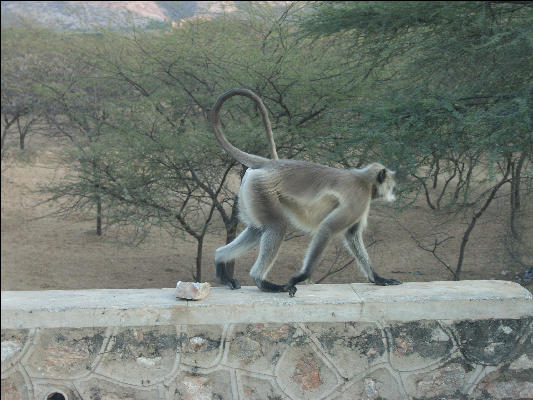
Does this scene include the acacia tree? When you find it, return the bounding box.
[1,25,52,152]
[37,32,127,237]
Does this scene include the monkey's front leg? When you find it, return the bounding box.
[343,228,401,286]
[373,274,402,286]
[216,263,241,289]
[215,227,263,290]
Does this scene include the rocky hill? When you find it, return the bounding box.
[0,1,239,30]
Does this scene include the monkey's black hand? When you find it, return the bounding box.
[227,278,241,290]
[285,285,297,297]
[374,276,402,286]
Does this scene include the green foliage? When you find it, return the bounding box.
[1,23,61,149]
[301,1,532,184]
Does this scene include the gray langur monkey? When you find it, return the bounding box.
[211,88,401,297]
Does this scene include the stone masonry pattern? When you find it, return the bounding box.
[2,318,532,400]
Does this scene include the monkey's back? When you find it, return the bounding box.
[262,159,370,198]
[238,160,372,231]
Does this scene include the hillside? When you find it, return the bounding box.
[0,1,238,30]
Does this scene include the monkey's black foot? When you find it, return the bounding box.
[216,263,240,289]
[216,275,241,289]
[254,278,286,292]
[374,275,402,286]
[286,285,297,297]
[227,278,241,290]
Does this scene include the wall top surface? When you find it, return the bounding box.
[2,280,532,329]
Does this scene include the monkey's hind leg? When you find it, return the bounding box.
[250,225,294,295]
[215,226,262,289]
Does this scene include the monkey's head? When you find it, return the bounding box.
[369,163,397,202]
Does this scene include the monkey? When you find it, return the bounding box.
[211,88,401,297]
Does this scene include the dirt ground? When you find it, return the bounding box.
[2,135,532,294]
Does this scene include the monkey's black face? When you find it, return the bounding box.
[375,169,397,202]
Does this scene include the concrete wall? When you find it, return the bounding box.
[1,280,532,400]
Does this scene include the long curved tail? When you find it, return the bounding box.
[211,88,278,169]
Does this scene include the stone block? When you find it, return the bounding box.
[306,322,387,379]
[352,280,533,321]
[1,288,188,329]
[402,358,479,399]
[1,371,31,400]
[387,321,453,371]
[187,284,363,324]
[1,329,29,374]
[96,326,179,386]
[3,281,530,328]
[333,367,404,400]
[473,368,533,399]
[276,342,339,400]
[172,370,233,400]
[510,354,533,370]
[453,318,531,365]
[238,373,285,400]
[23,328,105,380]
[76,377,164,399]
[180,324,224,368]
[175,281,211,300]
[225,323,298,374]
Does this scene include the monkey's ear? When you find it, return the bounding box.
[377,168,387,184]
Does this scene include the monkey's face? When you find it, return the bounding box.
[375,167,397,202]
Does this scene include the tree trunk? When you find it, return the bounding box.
[19,132,25,150]
[16,118,28,150]
[1,118,15,149]
[1,128,8,150]
[195,237,203,282]
[510,153,525,239]
[433,158,440,189]
[455,160,511,280]
[96,194,102,236]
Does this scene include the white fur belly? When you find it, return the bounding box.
[237,169,340,231]
[280,194,338,233]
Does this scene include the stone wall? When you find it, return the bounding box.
[1,280,532,400]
